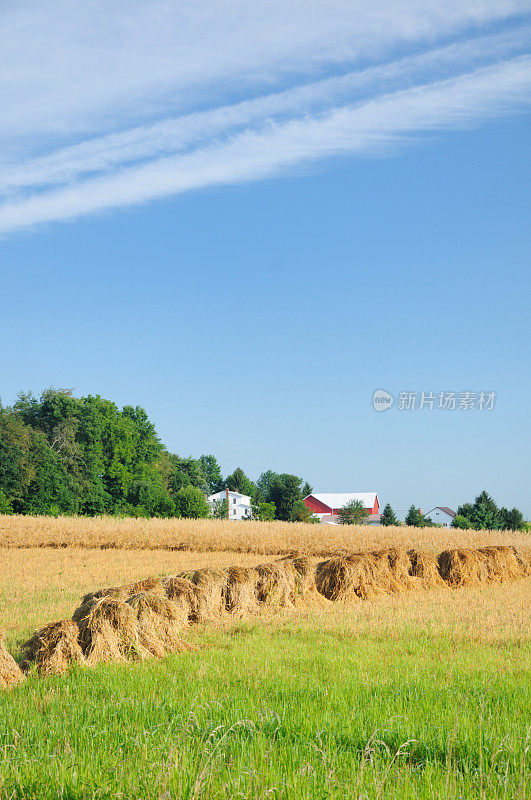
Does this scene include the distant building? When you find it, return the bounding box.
[304,492,379,523]
[425,506,456,527]
[207,489,252,520]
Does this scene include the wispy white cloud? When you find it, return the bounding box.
[1,57,530,234]
[2,27,529,194]
[0,1,530,234]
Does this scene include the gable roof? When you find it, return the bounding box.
[306,492,377,510]
[207,490,251,503]
[427,506,456,517]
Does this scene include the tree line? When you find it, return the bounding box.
[375,491,526,531]
[0,389,314,521]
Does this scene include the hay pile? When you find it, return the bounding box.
[386,548,416,592]
[164,576,199,623]
[190,568,227,622]
[438,548,491,587]
[512,546,531,576]
[22,620,85,676]
[129,577,166,595]
[73,596,146,666]
[81,585,126,605]
[439,546,529,587]
[0,633,24,690]
[315,548,413,602]
[480,546,527,582]
[255,562,297,607]
[315,556,361,602]
[81,576,165,606]
[278,556,315,594]
[408,550,446,589]
[127,592,192,658]
[225,567,259,617]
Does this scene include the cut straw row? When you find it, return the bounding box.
[2,545,529,690]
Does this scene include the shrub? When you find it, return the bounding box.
[338,500,369,525]
[254,501,276,521]
[174,485,210,519]
[452,514,473,529]
[0,490,13,514]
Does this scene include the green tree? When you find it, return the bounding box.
[0,490,13,514]
[291,498,318,523]
[405,505,425,527]
[499,507,525,531]
[268,474,306,521]
[174,485,210,519]
[198,454,223,494]
[380,503,399,526]
[455,491,502,530]
[470,490,499,517]
[168,455,206,493]
[212,497,228,519]
[0,404,35,510]
[22,429,80,515]
[255,470,279,502]
[126,467,176,517]
[301,481,313,498]
[337,499,369,525]
[11,388,172,516]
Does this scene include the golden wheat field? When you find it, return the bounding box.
[1,513,529,555]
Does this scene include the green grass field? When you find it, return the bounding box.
[2,593,529,800]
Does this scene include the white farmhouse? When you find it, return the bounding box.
[425,507,456,527]
[207,489,252,520]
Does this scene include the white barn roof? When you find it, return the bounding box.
[307,492,377,509]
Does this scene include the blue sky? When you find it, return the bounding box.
[1,1,530,515]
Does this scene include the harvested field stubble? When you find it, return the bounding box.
[22,619,85,675]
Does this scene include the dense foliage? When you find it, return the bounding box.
[452,490,525,531]
[0,389,313,520]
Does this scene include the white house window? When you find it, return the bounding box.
[233,498,236,504]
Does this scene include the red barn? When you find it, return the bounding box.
[303,492,379,519]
